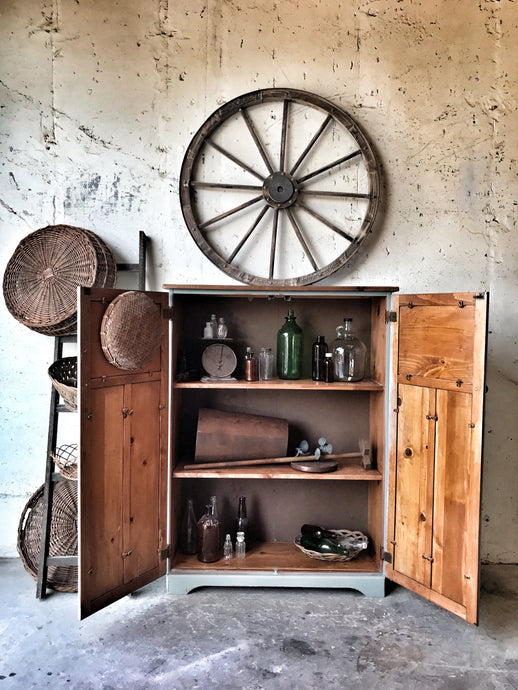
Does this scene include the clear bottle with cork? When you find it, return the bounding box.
[236,531,246,559]
[258,347,274,380]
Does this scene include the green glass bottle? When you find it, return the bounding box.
[277,308,303,379]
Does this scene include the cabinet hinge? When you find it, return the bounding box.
[385,310,397,323]
[380,547,392,564]
[159,545,170,560]
[163,307,173,320]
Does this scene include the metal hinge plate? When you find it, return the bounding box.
[163,307,173,320]
[380,547,393,564]
[159,545,170,560]
[385,310,397,323]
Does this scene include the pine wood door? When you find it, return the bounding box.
[78,288,169,619]
[386,292,487,624]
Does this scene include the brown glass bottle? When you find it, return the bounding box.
[197,496,220,563]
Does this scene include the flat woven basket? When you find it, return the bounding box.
[48,356,77,411]
[51,443,78,480]
[3,224,117,336]
[294,530,368,562]
[100,291,162,370]
[17,481,78,593]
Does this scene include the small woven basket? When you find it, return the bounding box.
[48,357,77,411]
[17,481,78,593]
[3,224,116,336]
[51,443,78,480]
[294,530,368,562]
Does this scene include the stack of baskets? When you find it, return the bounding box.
[3,224,117,336]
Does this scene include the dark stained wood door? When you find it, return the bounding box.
[386,292,487,624]
[79,288,169,619]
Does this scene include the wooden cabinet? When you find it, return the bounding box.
[78,286,487,624]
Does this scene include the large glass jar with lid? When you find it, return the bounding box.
[332,318,367,382]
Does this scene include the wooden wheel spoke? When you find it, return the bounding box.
[299,189,372,200]
[289,114,333,177]
[279,100,289,172]
[207,139,265,181]
[191,181,263,192]
[285,208,319,271]
[297,202,354,242]
[199,195,264,230]
[269,209,280,279]
[297,149,362,184]
[240,108,274,175]
[227,204,270,264]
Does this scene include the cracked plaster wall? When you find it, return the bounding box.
[0,0,517,564]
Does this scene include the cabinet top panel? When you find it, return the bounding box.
[163,284,399,294]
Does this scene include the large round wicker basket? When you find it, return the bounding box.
[3,224,117,336]
[17,481,78,593]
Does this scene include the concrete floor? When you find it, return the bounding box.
[0,559,517,689]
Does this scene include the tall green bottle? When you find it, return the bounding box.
[277,308,303,379]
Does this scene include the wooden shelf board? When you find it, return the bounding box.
[173,458,382,480]
[174,377,384,392]
[172,541,380,573]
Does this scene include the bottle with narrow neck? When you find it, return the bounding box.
[332,318,367,382]
[179,497,197,555]
[236,496,248,544]
[277,308,303,380]
[197,496,220,563]
[312,335,327,381]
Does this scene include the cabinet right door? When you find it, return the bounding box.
[386,292,488,624]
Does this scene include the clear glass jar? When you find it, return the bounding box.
[332,318,367,382]
[258,347,274,380]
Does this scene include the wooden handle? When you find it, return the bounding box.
[183,451,361,470]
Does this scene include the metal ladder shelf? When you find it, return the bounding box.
[36,231,148,598]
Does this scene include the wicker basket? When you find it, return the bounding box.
[100,291,162,370]
[3,224,117,336]
[48,357,77,411]
[17,481,78,593]
[51,443,78,480]
[294,530,368,562]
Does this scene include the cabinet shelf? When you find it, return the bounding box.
[174,377,384,392]
[172,541,380,573]
[173,459,382,480]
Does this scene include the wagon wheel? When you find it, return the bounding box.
[179,88,381,287]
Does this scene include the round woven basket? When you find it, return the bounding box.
[51,443,78,480]
[100,291,162,370]
[17,481,78,593]
[48,357,77,411]
[294,530,368,562]
[3,224,117,336]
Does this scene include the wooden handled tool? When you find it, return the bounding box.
[183,450,363,471]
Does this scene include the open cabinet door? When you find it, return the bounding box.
[386,292,488,624]
[78,287,169,619]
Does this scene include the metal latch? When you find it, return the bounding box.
[385,310,397,323]
[380,547,392,564]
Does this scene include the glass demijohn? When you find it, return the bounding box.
[332,318,367,382]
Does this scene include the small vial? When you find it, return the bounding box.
[223,533,233,560]
[217,317,228,338]
[236,531,246,559]
[244,347,258,381]
[323,352,334,382]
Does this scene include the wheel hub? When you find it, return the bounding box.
[263,172,299,208]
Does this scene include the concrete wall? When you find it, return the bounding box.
[1,0,517,562]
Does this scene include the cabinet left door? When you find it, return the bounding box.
[78,287,169,619]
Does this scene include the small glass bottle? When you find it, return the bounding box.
[236,531,246,559]
[277,308,303,380]
[245,347,258,381]
[332,318,367,382]
[258,347,274,380]
[223,533,233,560]
[179,497,197,555]
[203,321,213,339]
[209,314,218,337]
[236,496,248,544]
[217,317,228,338]
[312,335,328,381]
[197,496,220,563]
[323,353,334,383]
